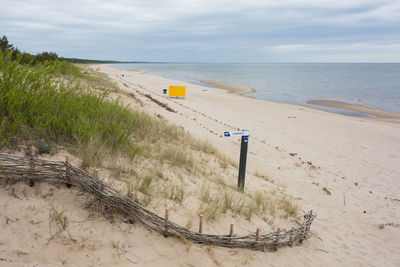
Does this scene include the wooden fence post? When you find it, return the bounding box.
[65,154,71,188]
[229,223,234,242]
[299,211,313,244]
[289,227,295,247]
[29,146,35,187]
[255,228,260,241]
[199,214,203,233]
[273,228,280,251]
[164,208,169,238]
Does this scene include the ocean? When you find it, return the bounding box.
[112,63,400,115]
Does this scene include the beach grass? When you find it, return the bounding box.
[0,51,300,225]
[0,55,139,159]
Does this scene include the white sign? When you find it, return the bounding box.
[224,130,249,137]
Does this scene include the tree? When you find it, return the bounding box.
[11,47,20,60]
[35,51,58,63]
[0,35,13,53]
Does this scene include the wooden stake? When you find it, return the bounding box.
[255,228,260,241]
[273,228,280,251]
[289,227,295,247]
[95,168,99,177]
[164,208,169,238]
[229,223,234,241]
[199,214,203,233]
[65,154,71,188]
[29,146,35,187]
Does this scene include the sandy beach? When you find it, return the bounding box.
[101,65,400,266]
[1,64,399,266]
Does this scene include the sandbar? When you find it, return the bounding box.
[200,79,256,95]
[307,99,400,122]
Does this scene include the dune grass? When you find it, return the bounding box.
[197,180,299,222]
[0,55,140,161]
[0,54,228,170]
[0,52,300,226]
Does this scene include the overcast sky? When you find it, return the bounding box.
[1,0,400,62]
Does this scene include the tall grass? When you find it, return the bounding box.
[0,54,140,160]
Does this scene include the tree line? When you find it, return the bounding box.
[1,35,59,64]
[0,35,138,65]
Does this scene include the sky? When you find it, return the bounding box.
[1,0,400,62]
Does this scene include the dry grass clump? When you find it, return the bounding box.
[119,173,155,207]
[222,192,234,213]
[201,183,212,203]
[75,137,111,171]
[109,160,188,208]
[199,200,222,221]
[137,175,155,196]
[197,181,299,222]
[160,145,196,172]
[190,139,234,168]
[280,195,299,218]
[161,182,185,205]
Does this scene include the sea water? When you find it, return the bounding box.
[112,63,400,115]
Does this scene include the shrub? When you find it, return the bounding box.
[35,139,58,155]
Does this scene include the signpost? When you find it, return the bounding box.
[224,130,249,190]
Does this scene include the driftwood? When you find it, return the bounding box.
[0,153,316,251]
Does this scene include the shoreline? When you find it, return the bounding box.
[201,79,400,122]
[198,80,400,123]
[114,65,399,122]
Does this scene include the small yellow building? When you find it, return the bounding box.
[168,86,186,97]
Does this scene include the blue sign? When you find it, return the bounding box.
[224,132,231,137]
[243,135,249,142]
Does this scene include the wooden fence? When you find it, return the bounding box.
[0,152,316,251]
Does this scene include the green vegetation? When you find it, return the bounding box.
[0,36,232,175]
[0,36,152,164]
[61,57,139,64]
[0,35,300,226]
[0,54,140,157]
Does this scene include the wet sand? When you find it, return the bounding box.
[200,79,256,95]
[307,99,400,122]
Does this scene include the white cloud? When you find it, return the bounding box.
[0,0,399,61]
[267,43,400,62]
